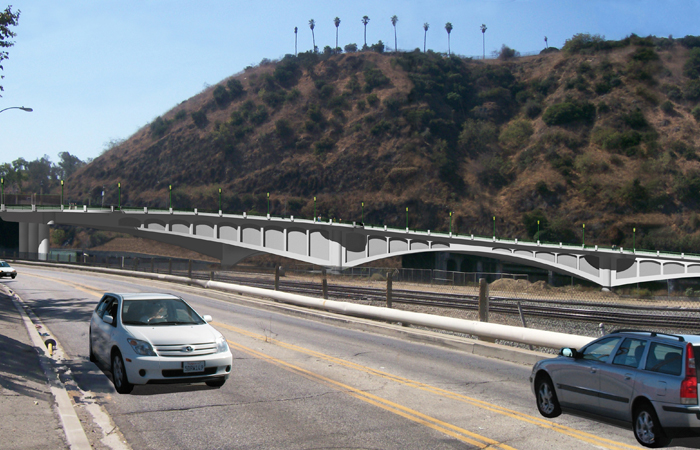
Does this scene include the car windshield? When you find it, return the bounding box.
[121,298,206,326]
[0,261,10,267]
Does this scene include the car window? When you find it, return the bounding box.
[645,342,683,376]
[121,298,205,326]
[102,298,118,321]
[582,337,621,362]
[95,297,111,316]
[0,261,9,267]
[612,338,647,368]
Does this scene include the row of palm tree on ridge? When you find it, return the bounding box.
[294,15,489,59]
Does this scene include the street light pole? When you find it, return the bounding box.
[633,227,636,252]
[219,188,222,213]
[0,106,33,114]
[60,180,64,207]
[582,223,585,247]
[118,182,121,210]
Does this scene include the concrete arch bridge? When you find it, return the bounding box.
[1,205,698,288]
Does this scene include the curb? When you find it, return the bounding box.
[6,287,92,450]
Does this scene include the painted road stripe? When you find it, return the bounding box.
[217,322,638,450]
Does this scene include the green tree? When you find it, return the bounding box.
[308,19,316,53]
[423,22,429,53]
[334,17,341,52]
[390,15,398,53]
[361,15,370,48]
[57,152,85,180]
[445,22,453,56]
[0,5,20,95]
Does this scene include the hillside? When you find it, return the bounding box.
[66,34,700,254]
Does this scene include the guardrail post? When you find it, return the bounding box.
[478,278,489,323]
[168,258,172,275]
[150,258,154,273]
[322,268,328,299]
[210,270,214,281]
[386,271,393,308]
[188,259,192,280]
[274,265,280,291]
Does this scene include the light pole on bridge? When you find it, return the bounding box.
[449,211,452,235]
[1,178,3,207]
[219,188,222,213]
[118,182,121,210]
[169,185,172,210]
[406,207,409,230]
[582,223,585,247]
[60,180,64,207]
[361,201,364,224]
[493,216,496,239]
[633,227,636,252]
[314,196,316,221]
[267,192,270,216]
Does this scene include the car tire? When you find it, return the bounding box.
[11,274,16,279]
[111,352,133,394]
[89,330,96,363]
[205,378,226,388]
[634,403,671,448]
[535,374,562,418]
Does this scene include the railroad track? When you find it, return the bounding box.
[164,270,700,330]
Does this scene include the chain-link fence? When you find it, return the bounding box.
[4,249,700,341]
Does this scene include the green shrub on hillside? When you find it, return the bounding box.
[622,109,648,129]
[562,33,608,54]
[675,170,700,204]
[458,119,498,155]
[542,100,595,126]
[524,101,542,118]
[191,111,207,128]
[592,127,641,151]
[213,85,230,106]
[478,156,513,189]
[522,210,549,239]
[313,136,336,155]
[498,119,533,149]
[631,47,659,62]
[635,86,659,105]
[366,93,380,107]
[286,88,301,103]
[249,105,269,125]
[150,116,172,137]
[226,79,245,99]
[684,48,700,79]
[684,80,700,101]
[363,67,390,92]
[260,89,285,108]
[692,106,700,121]
[660,100,674,114]
[662,83,682,101]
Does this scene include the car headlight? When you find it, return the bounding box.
[216,335,229,353]
[127,338,156,356]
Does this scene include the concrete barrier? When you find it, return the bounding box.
[13,260,595,350]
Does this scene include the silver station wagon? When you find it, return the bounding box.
[531,330,700,448]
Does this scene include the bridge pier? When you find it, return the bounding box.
[17,222,50,260]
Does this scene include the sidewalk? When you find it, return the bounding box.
[0,286,69,450]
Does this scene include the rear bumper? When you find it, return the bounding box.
[657,403,700,438]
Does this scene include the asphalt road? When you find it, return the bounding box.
[7,265,700,449]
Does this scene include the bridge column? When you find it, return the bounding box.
[27,223,38,259]
[18,222,28,258]
[37,224,49,260]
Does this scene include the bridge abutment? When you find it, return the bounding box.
[18,221,49,260]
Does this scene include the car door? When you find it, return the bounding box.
[555,337,621,414]
[598,337,647,421]
[93,296,118,363]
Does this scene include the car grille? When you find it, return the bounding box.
[161,367,218,378]
[154,342,217,357]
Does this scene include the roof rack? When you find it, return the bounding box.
[611,329,685,342]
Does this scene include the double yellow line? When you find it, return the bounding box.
[217,322,639,450]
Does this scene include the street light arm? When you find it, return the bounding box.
[0,106,33,113]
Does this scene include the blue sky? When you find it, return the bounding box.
[1,0,698,166]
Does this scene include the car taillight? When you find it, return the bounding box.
[681,343,698,405]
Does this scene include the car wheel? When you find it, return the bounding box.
[11,274,16,279]
[88,330,96,363]
[205,378,226,388]
[111,352,133,394]
[634,403,671,448]
[536,374,561,418]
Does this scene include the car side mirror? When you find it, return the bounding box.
[203,315,213,323]
[103,315,114,325]
[560,347,579,358]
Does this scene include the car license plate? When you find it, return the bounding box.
[182,361,205,373]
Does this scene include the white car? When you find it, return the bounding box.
[89,292,232,394]
[0,260,17,279]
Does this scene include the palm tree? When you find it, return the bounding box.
[361,15,370,47]
[294,27,298,56]
[445,22,453,56]
[480,24,487,59]
[423,22,429,52]
[334,17,341,52]
[309,19,316,53]
[390,15,398,52]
